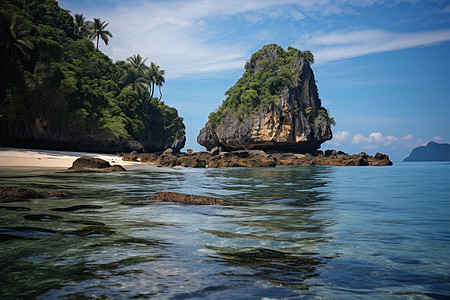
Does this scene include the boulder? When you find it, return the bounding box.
[1,186,71,200]
[67,156,126,172]
[162,148,174,156]
[368,153,393,166]
[138,153,158,163]
[122,151,139,161]
[147,192,231,205]
[108,165,127,172]
[210,146,222,156]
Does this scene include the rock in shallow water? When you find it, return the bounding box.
[147,192,231,205]
[67,156,126,172]
[123,149,393,168]
[0,186,71,200]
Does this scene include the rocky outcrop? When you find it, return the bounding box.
[0,186,71,199]
[197,44,332,153]
[67,156,126,172]
[147,192,231,205]
[122,149,392,168]
[404,142,450,161]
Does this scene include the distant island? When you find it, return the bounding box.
[403,142,450,161]
[0,0,185,153]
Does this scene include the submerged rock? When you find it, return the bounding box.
[0,186,71,200]
[67,156,126,172]
[0,187,40,199]
[147,192,231,205]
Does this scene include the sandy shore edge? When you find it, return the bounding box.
[0,147,142,169]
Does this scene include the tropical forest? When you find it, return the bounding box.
[0,0,186,153]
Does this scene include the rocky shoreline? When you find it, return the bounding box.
[122,148,393,168]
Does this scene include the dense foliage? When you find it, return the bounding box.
[0,0,185,151]
[208,44,315,130]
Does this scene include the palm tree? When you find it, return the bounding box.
[73,13,88,37]
[155,68,165,101]
[146,62,165,100]
[120,68,146,97]
[89,18,112,50]
[0,14,34,62]
[127,54,148,74]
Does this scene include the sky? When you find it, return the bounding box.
[58,0,450,161]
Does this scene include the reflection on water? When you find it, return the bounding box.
[0,163,449,299]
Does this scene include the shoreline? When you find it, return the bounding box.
[0,146,394,170]
[0,147,142,170]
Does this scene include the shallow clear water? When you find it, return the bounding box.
[0,162,449,299]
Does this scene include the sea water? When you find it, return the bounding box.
[0,162,449,299]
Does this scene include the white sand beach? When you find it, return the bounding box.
[0,147,141,169]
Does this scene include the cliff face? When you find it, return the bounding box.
[197,44,332,153]
[0,120,185,154]
[404,142,450,161]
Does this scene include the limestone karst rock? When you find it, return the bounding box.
[197,44,333,153]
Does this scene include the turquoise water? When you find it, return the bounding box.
[0,162,449,299]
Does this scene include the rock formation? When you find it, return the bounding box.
[67,156,126,172]
[197,44,333,153]
[0,187,71,199]
[122,149,393,167]
[404,141,450,161]
[147,192,231,205]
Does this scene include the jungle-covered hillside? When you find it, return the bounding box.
[0,0,185,153]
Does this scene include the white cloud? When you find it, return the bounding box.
[334,130,351,141]
[329,130,351,146]
[301,29,450,63]
[432,136,443,141]
[352,133,369,144]
[60,0,450,77]
[351,131,428,149]
[82,0,319,78]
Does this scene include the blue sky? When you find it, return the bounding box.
[59,0,450,160]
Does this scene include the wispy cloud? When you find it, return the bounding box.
[328,131,431,150]
[301,29,450,63]
[62,0,450,77]
[442,5,450,13]
[92,0,313,78]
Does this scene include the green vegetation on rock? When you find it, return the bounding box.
[208,44,316,130]
[0,0,185,152]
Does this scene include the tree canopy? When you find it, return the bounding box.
[208,44,316,130]
[0,0,185,152]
